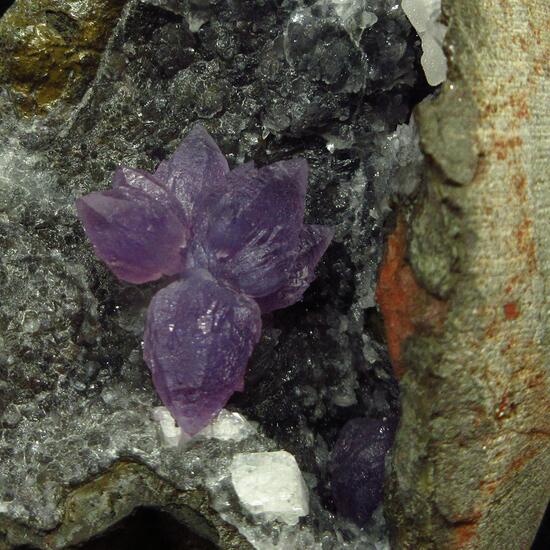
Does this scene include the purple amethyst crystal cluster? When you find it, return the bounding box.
[76,125,333,435]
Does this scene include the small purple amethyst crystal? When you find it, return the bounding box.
[330,417,397,525]
[76,125,333,435]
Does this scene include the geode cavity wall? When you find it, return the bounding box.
[385,1,550,548]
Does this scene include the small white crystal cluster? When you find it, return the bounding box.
[331,0,378,46]
[229,450,309,526]
[152,407,256,447]
[402,0,447,86]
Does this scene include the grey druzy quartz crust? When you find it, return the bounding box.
[0,0,426,548]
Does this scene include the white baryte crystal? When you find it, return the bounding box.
[402,0,447,86]
[152,407,256,447]
[229,450,309,525]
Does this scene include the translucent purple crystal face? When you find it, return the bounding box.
[143,270,261,435]
[330,417,397,525]
[76,125,333,435]
[76,169,188,284]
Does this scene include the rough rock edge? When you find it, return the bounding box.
[384,0,550,548]
[0,461,251,550]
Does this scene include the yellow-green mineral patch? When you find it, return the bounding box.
[0,0,126,116]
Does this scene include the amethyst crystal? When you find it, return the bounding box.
[76,125,333,435]
[76,169,189,284]
[143,270,262,436]
[330,417,398,525]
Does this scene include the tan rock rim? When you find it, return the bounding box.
[383,1,550,548]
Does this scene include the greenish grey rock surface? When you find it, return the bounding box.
[386,1,550,548]
[2,461,249,549]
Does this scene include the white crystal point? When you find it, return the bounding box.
[230,450,309,525]
[152,406,182,447]
[152,407,256,447]
[402,0,447,86]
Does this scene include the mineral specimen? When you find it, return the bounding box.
[76,168,189,284]
[76,125,333,435]
[143,269,262,436]
[0,0,428,546]
[330,417,398,525]
[230,450,309,526]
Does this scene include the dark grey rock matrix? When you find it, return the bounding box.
[0,0,427,546]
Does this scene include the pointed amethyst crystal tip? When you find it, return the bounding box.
[75,169,189,284]
[144,269,262,436]
[76,124,333,435]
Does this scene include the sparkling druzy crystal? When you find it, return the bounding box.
[76,125,333,435]
[330,417,397,525]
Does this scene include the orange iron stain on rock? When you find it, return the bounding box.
[503,302,520,320]
[376,215,448,378]
[453,522,478,547]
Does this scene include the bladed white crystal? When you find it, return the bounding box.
[152,406,182,447]
[402,0,447,86]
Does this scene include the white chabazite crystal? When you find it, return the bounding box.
[229,450,309,525]
[402,0,447,86]
[331,0,378,46]
[152,407,256,447]
[199,409,256,441]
